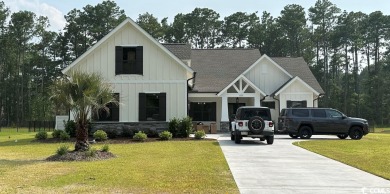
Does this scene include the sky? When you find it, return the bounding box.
[2,0,390,32]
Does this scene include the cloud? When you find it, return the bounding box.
[3,0,66,32]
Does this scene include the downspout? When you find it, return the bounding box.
[259,95,268,106]
[187,72,197,115]
[313,94,325,107]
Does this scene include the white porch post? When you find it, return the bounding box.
[221,95,229,122]
[254,94,261,107]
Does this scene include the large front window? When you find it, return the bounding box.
[139,93,166,121]
[190,102,216,121]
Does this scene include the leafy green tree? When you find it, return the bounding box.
[50,72,118,151]
[223,12,259,48]
[185,8,222,48]
[279,4,308,57]
[136,12,165,41]
[309,0,341,107]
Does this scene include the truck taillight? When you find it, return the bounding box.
[238,122,243,127]
[269,122,274,127]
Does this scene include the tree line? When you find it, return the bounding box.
[0,0,390,126]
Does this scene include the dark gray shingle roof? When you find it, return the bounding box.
[165,46,324,94]
[162,43,191,60]
[191,49,261,93]
[271,57,324,94]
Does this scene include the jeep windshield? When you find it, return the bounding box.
[239,109,271,120]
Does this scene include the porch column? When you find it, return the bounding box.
[254,95,260,107]
[221,96,229,122]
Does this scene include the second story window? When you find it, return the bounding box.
[115,46,143,75]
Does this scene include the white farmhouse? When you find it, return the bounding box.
[62,18,324,132]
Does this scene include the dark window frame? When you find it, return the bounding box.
[115,46,143,75]
[189,102,217,121]
[139,93,166,121]
[93,93,120,122]
[287,100,307,108]
[261,101,276,109]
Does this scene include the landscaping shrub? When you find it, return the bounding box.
[194,130,206,139]
[64,120,76,137]
[144,128,159,138]
[178,116,193,138]
[122,127,135,137]
[35,131,48,140]
[52,129,62,138]
[93,130,108,141]
[168,117,180,137]
[85,147,97,157]
[159,131,172,141]
[101,144,110,152]
[59,131,71,141]
[133,131,147,141]
[104,129,118,139]
[56,144,69,156]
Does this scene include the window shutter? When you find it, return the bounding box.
[159,93,166,121]
[115,46,123,75]
[139,93,146,121]
[136,46,143,75]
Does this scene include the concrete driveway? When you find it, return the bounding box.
[217,134,390,194]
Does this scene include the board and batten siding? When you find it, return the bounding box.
[244,59,290,95]
[67,22,189,122]
[279,81,314,109]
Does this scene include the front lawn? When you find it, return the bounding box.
[0,132,238,193]
[294,133,390,180]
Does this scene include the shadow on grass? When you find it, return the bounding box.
[0,159,43,167]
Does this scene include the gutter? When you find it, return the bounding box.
[187,72,197,115]
[313,94,325,107]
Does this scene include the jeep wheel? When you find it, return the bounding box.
[248,116,265,134]
[231,133,234,141]
[299,126,312,139]
[337,134,348,139]
[266,136,274,145]
[349,127,363,140]
[288,133,299,139]
[234,130,241,144]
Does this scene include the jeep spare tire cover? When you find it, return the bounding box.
[248,116,265,134]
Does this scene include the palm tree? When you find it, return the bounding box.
[50,71,118,151]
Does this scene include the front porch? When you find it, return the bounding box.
[189,76,266,131]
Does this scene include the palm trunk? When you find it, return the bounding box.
[75,119,89,151]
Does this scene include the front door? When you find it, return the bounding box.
[228,103,245,118]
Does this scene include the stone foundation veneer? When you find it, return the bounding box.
[90,122,168,135]
[220,122,230,132]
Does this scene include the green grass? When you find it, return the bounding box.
[373,127,390,133]
[294,133,390,180]
[0,132,238,193]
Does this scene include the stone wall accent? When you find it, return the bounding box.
[90,122,168,135]
[220,122,230,132]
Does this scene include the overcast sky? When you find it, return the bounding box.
[3,0,390,32]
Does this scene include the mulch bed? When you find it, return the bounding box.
[46,150,116,162]
[44,137,214,162]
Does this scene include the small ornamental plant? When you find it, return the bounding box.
[56,144,70,156]
[194,130,206,140]
[35,131,48,140]
[159,131,173,141]
[133,131,147,142]
[93,130,108,141]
